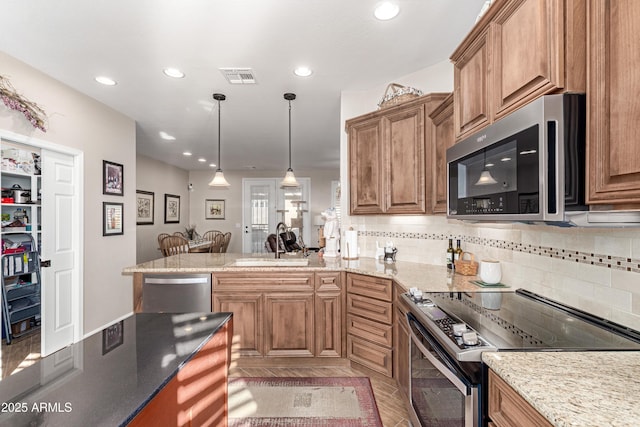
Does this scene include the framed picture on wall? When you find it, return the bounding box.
[164,194,180,223]
[136,190,154,225]
[103,160,124,196]
[205,199,225,220]
[103,202,124,236]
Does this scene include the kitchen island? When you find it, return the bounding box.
[122,252,504,295]
[0,312,232,427]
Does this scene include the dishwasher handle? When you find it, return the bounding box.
[144,276,209,285]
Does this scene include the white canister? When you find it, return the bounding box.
[479,260,502,284]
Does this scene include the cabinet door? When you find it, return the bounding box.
[213,293,262,357]
[453,28,491,139]
[264,293,314,357]
[315,272,343,357]
[382,105,426,214]
[587,0,640,205]
[315,291,343,357]
[348,116,385,214]
[429,94,455,214]
[491,0,566,119]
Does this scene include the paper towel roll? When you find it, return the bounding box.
[343,229,359,260]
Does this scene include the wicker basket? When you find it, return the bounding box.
[455,252,478,276]
[377,83,423,109]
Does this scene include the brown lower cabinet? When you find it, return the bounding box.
[488,368,552,427]
[212,271,343,358]
[346,273,394,377]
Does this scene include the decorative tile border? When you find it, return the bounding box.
[359,231,640,273]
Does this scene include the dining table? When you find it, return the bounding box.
[187,239,212,253]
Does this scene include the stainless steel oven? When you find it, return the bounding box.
[407,312,481,427]
[401,290,640,427]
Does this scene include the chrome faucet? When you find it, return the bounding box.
[275,222,287,259]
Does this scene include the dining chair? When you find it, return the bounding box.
[160,235,189,257]
[157,233,170,251]
[210,233,226,253]
[202,230,222,242]
[173,231,186,237]
[221,232,232,253]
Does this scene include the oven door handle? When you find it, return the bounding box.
[407,313,471,396]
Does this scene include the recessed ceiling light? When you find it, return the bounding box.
[159,131,176,140]
[163,68,185,78]
[182,151,192,156]
[294,66,313,77]
[198,157,206,162]
[95,76,117,86]
[374,1,400,20]
[209,163,217,168]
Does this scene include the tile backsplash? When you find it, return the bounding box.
[344,215,640,331]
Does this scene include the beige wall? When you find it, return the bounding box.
[339,59,640,331]
[135,154,191,263]
[0,51,137,334]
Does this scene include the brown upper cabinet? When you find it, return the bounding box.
[451,0,586,140]
[428,94,455,214]
[587,0,640,206]
[346,93,450,215]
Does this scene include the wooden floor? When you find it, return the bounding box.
[1,329,41,379]
[229,363,412,427]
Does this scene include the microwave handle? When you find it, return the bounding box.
[406,313,471,395]
[545,119,560,219]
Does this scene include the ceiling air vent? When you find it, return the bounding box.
[219,68,257,84]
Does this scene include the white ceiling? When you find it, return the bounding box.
[0,0,485,172]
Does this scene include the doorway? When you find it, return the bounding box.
[242,178,311,253]
[1,130,83,363]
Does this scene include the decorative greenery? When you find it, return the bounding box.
[185,225,199,240]
[0,75,47,132]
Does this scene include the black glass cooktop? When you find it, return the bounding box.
[422,289,640,351]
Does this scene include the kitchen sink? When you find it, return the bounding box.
[232,257,309,267]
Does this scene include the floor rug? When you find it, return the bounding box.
[228,377,383,427]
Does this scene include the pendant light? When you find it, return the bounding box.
[208,93,230,187]
[475,149,498,186]
[281,92,300,187]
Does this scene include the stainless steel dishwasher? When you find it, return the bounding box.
[142,274,212,312]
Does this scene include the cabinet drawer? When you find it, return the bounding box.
[347,334,392,377]
[347,293,393,324]
[347,313,392,347]
[315,272,342,292]
[213,272,314,292]
[346,273,392,301]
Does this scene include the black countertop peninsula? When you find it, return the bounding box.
[0,312,232,426]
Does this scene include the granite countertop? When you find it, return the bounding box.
[122,252,510,294]
[0,312,232,427]
[483,351,640,427]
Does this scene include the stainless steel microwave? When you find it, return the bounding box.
[447,93,587,225]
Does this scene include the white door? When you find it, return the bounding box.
[41,149,79,356]
[242,179,277,253]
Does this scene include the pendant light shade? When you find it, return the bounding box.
[475,170,498,185]
[281,92,300,187]
[208,93,230,187]
[474,149,498,186]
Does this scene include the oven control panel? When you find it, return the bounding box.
[404,292,496,361]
